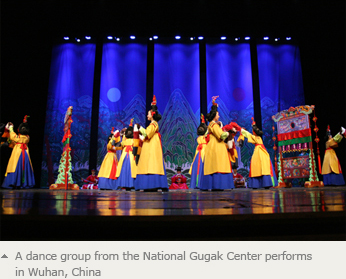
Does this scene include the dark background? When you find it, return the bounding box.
[1,0,345,186]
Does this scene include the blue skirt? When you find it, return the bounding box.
[116,154,135,189]
[199,172,234,190]
[135,173,168,190]
[248,160,278,188]
[248,174,278,188]
[323,173,345,186]
[98,177,118,190]
[2,152,35,188]
[190,152,204,189]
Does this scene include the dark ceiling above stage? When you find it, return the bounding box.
[1,0,345,39]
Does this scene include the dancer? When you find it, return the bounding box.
[239,118,278,188]
[81,169,99,189]
[98,129,121,190]
[189,114,208,189]
[2,116,35,189]
[135,95,168,191]
[116,119,137,190]
[321,125,345,185]
[200,96,234,190]
[169,167,188,189]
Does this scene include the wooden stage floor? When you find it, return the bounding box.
[0,187,345,241]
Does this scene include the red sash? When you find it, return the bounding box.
[17,143,27,172]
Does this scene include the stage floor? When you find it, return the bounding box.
[1,187,345,240]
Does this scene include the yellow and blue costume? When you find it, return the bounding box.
[241,128,278,188]
[2,123,35,188]
[322,131,344,185]
[98,133,121,190]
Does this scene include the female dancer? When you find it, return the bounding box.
[200,97,234,190]
[240,118,278,188]
[321,125,345,185]
[2,116,35,189]
[189,114,208,189]
[116,119,137,190]
[98,129,121,190]
[135,95,168,191]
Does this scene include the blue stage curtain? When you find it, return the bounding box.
[257,44,305,165]
[41,43,96,188]
[153,43,200,182]
[97,43,147,168]
[206,43,254,175]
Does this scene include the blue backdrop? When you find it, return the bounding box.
[41,43,96,188]
[153,43,200,182]
[257,44,305,167]
[97,43,147,168]
[206,43,254,177]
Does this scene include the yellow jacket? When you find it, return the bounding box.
[322,139,341,175]
[5,132,32,176]
[137,121,165,175]
[116,138,137,178]
[241,129,272,177]
[204,121,232,175]
[98,136,121,178]
[5,132,33,176]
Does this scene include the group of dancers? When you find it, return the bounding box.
[1,96,346,190]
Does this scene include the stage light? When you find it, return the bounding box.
[149,38,153,41]
[153,36,158,39]
[221,36,226,40]
[64,37,69,40]
[286,37,291,40]
[85,36,91,40]
[190,37,194,41]
[263,37,269,40]
[76,38,81,42]
[116,38,120,41]
[235,37,239,41]
[245,37,250,40]
[198,36,204,40]
[175,35,181,40]
[107,36,113,40]
[130,36,136,40]
[275,38,279,42]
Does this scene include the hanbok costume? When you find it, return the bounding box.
[135,96,168,191]
[115,119,137,190]
[322,126,345,185]
[169,167,188,189]
[189,114,208,189]
[2,116,35,188]
[81,174,99,189]
[200,98,234,190]
[240,120,278,188]
[98,131,121,190]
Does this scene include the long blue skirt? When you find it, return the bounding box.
[190,152,204,189]
[323,173,345,186]
[199,172,234,190]
[116,154,135,189]
[2,152,35,188]
[135,173,168,190]
[248,161,278,188]
[248,175,278,188]
[98,177,118,190]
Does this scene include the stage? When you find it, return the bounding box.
[1,187,345,241]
